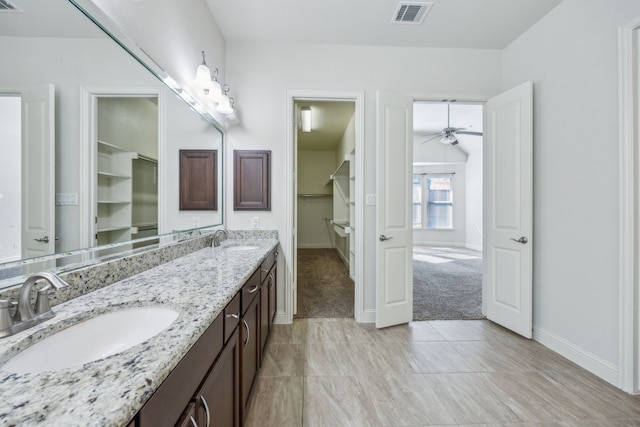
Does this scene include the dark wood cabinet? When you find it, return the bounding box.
[233,150,270,211]
[179,150,218,210]
[240,291,260,424]
[194,327,240,427]
[259,250,277,358]
[175,403,197,427]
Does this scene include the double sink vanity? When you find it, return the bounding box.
[0,232,279,426]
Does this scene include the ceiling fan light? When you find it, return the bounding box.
[440,133,457,144]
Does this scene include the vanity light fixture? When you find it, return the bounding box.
[207,68,223,102]
[300,107,311,132]
[216,94,235,115]
[195,51,213,91]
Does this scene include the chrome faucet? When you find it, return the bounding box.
[0,272,69,338]
[212,229,228,247]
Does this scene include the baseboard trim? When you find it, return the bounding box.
[273,311,290,325]
[360,309,375,323]
[534,326,619,387]
[297,244,334,249]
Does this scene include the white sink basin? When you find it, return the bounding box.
[224,245,259,251]
[2,306,179,374]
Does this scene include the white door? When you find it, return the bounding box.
[22,84,55,259]
[484,81,533,338]
[375,91,413,328]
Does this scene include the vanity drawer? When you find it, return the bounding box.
[260,250,276,283]
[241,270,260,315]
[224,293,240,343]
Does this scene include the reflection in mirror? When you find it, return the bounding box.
[0,0,224,289]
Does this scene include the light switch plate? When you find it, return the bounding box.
[56,193,78,206]
[366,194,376,205]
[251,217,260,229]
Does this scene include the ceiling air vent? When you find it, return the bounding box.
[0,0,22,13]
[392,2,433,25]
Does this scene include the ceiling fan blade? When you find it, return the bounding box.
[420,131,442,137]
[421,134,442,144]
[455,130,483,136]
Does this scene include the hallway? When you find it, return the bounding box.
[245,318,640,426]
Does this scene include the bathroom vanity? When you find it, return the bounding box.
[0,236,278,426]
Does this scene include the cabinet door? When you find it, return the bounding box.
[260,275,269,359]
[240,294,260,424]
[195,328,240,427]
[268,266,277,326]
[175,402,198,427]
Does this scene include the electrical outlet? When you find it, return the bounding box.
[192,217,201,228]
[251,217,260,229]
[366,194,377,205]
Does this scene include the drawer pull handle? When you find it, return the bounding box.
[189,415,198,427]
[226,313,239,320]
[269,272,274,286]
[261,268,269,274]
[242,319,250,347]
[201,396,211,427]
[247,284,259,294]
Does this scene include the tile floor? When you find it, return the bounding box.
[244,318,640,426]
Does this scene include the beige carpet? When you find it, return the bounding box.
[295,249,354,318]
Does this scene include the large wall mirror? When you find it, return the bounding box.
[0,0,224,289]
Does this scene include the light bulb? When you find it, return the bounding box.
[216,95,234,115]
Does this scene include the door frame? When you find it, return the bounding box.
[285,90,365,323]
[617,17,640,394]
[80,86,164,249]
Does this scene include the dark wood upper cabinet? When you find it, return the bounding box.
[179,150,217,210]
[234,150,271,211]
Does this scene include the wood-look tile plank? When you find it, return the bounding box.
[259,343,304,377]
[303,375,382,427]
[362,373,456,426]
[428,319,517,341]
[244,376,303,427]
[404,341,492,373]
[424,373,523,424]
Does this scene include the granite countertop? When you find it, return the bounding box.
[0,238,278,426]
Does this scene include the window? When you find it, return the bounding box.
[412,173,453,229]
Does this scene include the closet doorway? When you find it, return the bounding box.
[294,100,356,318]
[412,101,484,320]
[85,90,161,253]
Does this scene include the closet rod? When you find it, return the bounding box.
[137,155,158,164]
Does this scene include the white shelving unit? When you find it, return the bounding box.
[96,140,138,245]
[331,154,355,275]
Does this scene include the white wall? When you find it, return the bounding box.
[465,143,483,251]
[502,0,640,386]
[0,96,21,262]
[224,42,502,315]
[297,150,335,248]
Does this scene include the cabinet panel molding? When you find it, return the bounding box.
[179,149,218,210]
[233,150,271,211]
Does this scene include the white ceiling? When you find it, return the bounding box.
[205,0,563,49]
[297,101,355,151]
[414,102,483,159]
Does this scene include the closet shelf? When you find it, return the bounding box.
[97,225,132,233]
[97,200,131,204]
[297,193,332,198]
[98,171,131,179]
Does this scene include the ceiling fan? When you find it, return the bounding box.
[421,103,483,145]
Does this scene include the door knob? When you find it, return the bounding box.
[379,234,393,242]
[34,236,49,243]
[510,236,528,244]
